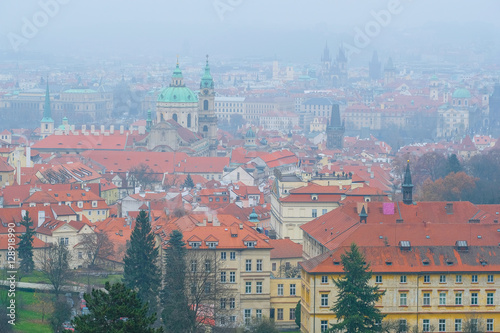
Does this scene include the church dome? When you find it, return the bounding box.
[158,62,199,104]
[157,86,198,103]
[246,127,256,138]
[452,88,471,99]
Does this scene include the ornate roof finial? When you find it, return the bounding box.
[206,54,209,65]
[176,55,179,66]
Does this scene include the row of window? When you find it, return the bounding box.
[277,283,296,296]
[319,318,495,332]
[245,281,263,294]
[245,259,263,272]
[398,291,495,306]
[311,208,328,218]
[374,274,494,284]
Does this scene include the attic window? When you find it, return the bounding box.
[385,260,392,265]
[333,260,340,265]
[480,259,488,266]
[422,260,430,266]
[244,241,256,248]
[311,194,318,201]
[189,242,201,249]
[446,260,454,266]
[206,242,218,249]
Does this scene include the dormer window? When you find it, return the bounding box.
[189,242,201,249]
[244,241,256,248]
[311,194,318,201]
[207,242,218,249]
[78,201,83,208]
[92,201,97,208]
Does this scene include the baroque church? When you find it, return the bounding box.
[139,57,218,156]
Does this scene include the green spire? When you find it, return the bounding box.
[200,54,214,89]
[359,205,368,223]
[402,160,414,205]
[402,160,413,187]
[41,80,54,123]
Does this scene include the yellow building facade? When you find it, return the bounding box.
[300,246,500,333]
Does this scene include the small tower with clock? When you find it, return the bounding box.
[198,55,218,157]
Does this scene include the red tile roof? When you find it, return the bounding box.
[269,238,302,259]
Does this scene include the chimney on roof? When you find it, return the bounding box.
[110,125,114,134]
[21,210,26,218]
[445,203,453,214]
[100,125,105,133]
[118,229,123,236]
[81,125,86,133]
[120,125,124,134]
[26,146,31,168]
[213,215,220,226]
[38,210,45,227]
[239,223,243,229]
[90,125,95,133]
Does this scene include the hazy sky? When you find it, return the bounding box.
[1,0,499,62]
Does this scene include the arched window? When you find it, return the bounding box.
[187,114,192,127]
[173,113,178,122]
[204,100,209,110]
[203,125,208,132]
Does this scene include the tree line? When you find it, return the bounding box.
[393,149,500,203]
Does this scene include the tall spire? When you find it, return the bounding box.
[200,54,214,89]
[41,79,53,123]
[402,160,414,205]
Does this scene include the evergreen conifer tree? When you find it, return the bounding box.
[72,282,163,333]
[183,174,195,188]
[330,243,385,332]
[18,211,35,274]
[162,230,194,332]
[123,210,160,311]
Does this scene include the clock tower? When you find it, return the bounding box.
[198,55,218,157]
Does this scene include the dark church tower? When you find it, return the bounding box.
[402,160,413,205]
[326,104,345,150]
[198,55,218,157]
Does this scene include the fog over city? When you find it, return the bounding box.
[1,0,500,62]
[2,1,500,333]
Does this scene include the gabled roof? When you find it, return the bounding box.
[269,238,302,259]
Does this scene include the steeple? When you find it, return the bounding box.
[41,80,53,123]
[200,55,214,89]
[359,205,368,224]
[402,160,414,205]
[40,79,54,139]
[321,41,331,62]
[326,103,345,149]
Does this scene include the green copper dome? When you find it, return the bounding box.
[158,61,198,103]
[246,127,256,138]
[452,88,471,99]
[157,86,198,103]
[249,208,259,223]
